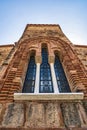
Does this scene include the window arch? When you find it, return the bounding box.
[22,51,36,93]
[39,44,54,93]
[54,51,71,92]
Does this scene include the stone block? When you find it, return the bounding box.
[46,103,64,128]
[1,103,24,128]
[61,103,81,127]
[25,102,45,128]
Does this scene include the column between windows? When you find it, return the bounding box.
[34,56,42,93]
[49,56,59,93]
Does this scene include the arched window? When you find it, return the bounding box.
[54,53,71,92]
[39,44,54,93]
[22,51,36,93]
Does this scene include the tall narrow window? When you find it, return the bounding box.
[54,54,71,92]
[22,53,36,93]
[40,46,54,93]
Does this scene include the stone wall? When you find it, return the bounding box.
[0,101,87,129]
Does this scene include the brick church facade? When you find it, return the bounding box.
[0,24,87,129]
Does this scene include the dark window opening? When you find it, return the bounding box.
[22,54,36,93]
[40,47,54,93]
[54,54,71,92]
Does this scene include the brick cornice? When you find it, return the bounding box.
[74,45,87,48]
[0,44,14,47]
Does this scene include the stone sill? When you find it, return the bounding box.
[14,93,84,101]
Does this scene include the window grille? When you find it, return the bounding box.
[40,48,54,93]
[22,55,36,93]
[54,55,71,92]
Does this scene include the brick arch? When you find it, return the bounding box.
[41,43,48,51]
[20,36,65,56]
[54,49,63,62]
[0,37,86,101]
[29,48,36,56]
[27,37,66,62]
[40,42,51,55]
[24,37,87,74]
[38,39,79,93]
[22,37,87,75]
[29,40,52,60]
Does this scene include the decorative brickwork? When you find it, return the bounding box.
[0,24,87,129]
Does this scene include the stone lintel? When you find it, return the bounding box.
[14,93,84,101]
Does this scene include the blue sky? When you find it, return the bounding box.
[0,0,87,45]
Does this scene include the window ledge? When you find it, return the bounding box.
[14,93,84,101]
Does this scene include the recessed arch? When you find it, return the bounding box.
[54,50,60,57]
[41,43,48,48]
[39,43,54,93]
[54,50,71,92]
[41,43,49,54]
[54,50,63,62]
[29,49,36,56]
[22,49,36,93]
